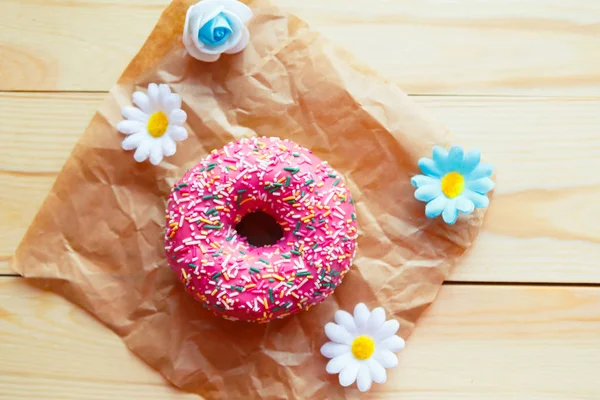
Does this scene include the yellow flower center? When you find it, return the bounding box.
[441,171,465,198]
[351,335,375,360]
[147,112,169,138]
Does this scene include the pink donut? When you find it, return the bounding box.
[164,137,358,322]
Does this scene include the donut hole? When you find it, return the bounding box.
[235,210,284,247]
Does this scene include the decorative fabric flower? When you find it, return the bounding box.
[183,0,253,62]
[117,83,188,165]
[321,303,405,392]
[411,145,494,225]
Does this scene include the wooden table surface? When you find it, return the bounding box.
[2,0,600,399]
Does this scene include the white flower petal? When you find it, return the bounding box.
[325,322,353,345]
[326,352,353,374]
[122,106,148,123]
[147,83,160,110]
[149,141,165,165]
[320,342,350,359]
[366,358,387,384]
[456,196,475,214]
[357,363,372,392]
[374,320,400,341]
[117,120,143,135]
[425,195,447,218]
[169,109,187,126]
[374,349,398,369]
[183,7,203,48]
[190,6,223,51]
[158,84,172,109]
[353,303,370,332]
[193,0,253,22]
[223,0,253,22]
[411,174,439,188]
[133,139,152,163]
[183,36,223,62]
[225,25,250,54]
[414,184,442,202]
[168,125,188,142]
[334,310,357,335]
[163,93,182,115]
[366,307,386,335]
[379,335,405,353]
[132,92,151,114]
[191,1,223,25]
[121,132,146,151]
[184,3,204,30]
[339,359,360,387]
[442,198,459,225]
[162,136,177,157]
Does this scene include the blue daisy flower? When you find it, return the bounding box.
[411,145,495,225]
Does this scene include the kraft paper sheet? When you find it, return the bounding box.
[11,0,488,398]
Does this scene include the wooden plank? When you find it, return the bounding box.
[0,0,166,92]
[2,94,600,283]
[0,93,102,276]
[1,0,600,95]
[421,96,600,283]
[0,277,199,399]
[1,278,599,399]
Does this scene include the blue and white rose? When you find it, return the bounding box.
[183,0,253,62]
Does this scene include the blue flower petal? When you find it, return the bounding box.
[442,198,459,225]
[425,195,447,218]
[199,13,233,46]
[460,149,481,175]
[468,162,494,180]
[456,196,475,214]
[464,190,490,209]
[411,175,439,188]
[447,146,464,172]
[432,146,449,173]
[414,184,442,202]
[418,158,442,178]
[467,177,495,194]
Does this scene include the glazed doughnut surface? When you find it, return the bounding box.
[165,137,358,322]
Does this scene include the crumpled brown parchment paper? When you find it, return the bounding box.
[11,0,488,398]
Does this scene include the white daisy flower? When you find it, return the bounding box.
[321,303,406,392]
[117,83,188,165]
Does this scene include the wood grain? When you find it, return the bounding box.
[0,282,197,400]
[0,93,101,275]
[2,0,600,95]
[2,93,600,283]
[1,278,599,399]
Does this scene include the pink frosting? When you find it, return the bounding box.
[164,137,358,322]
